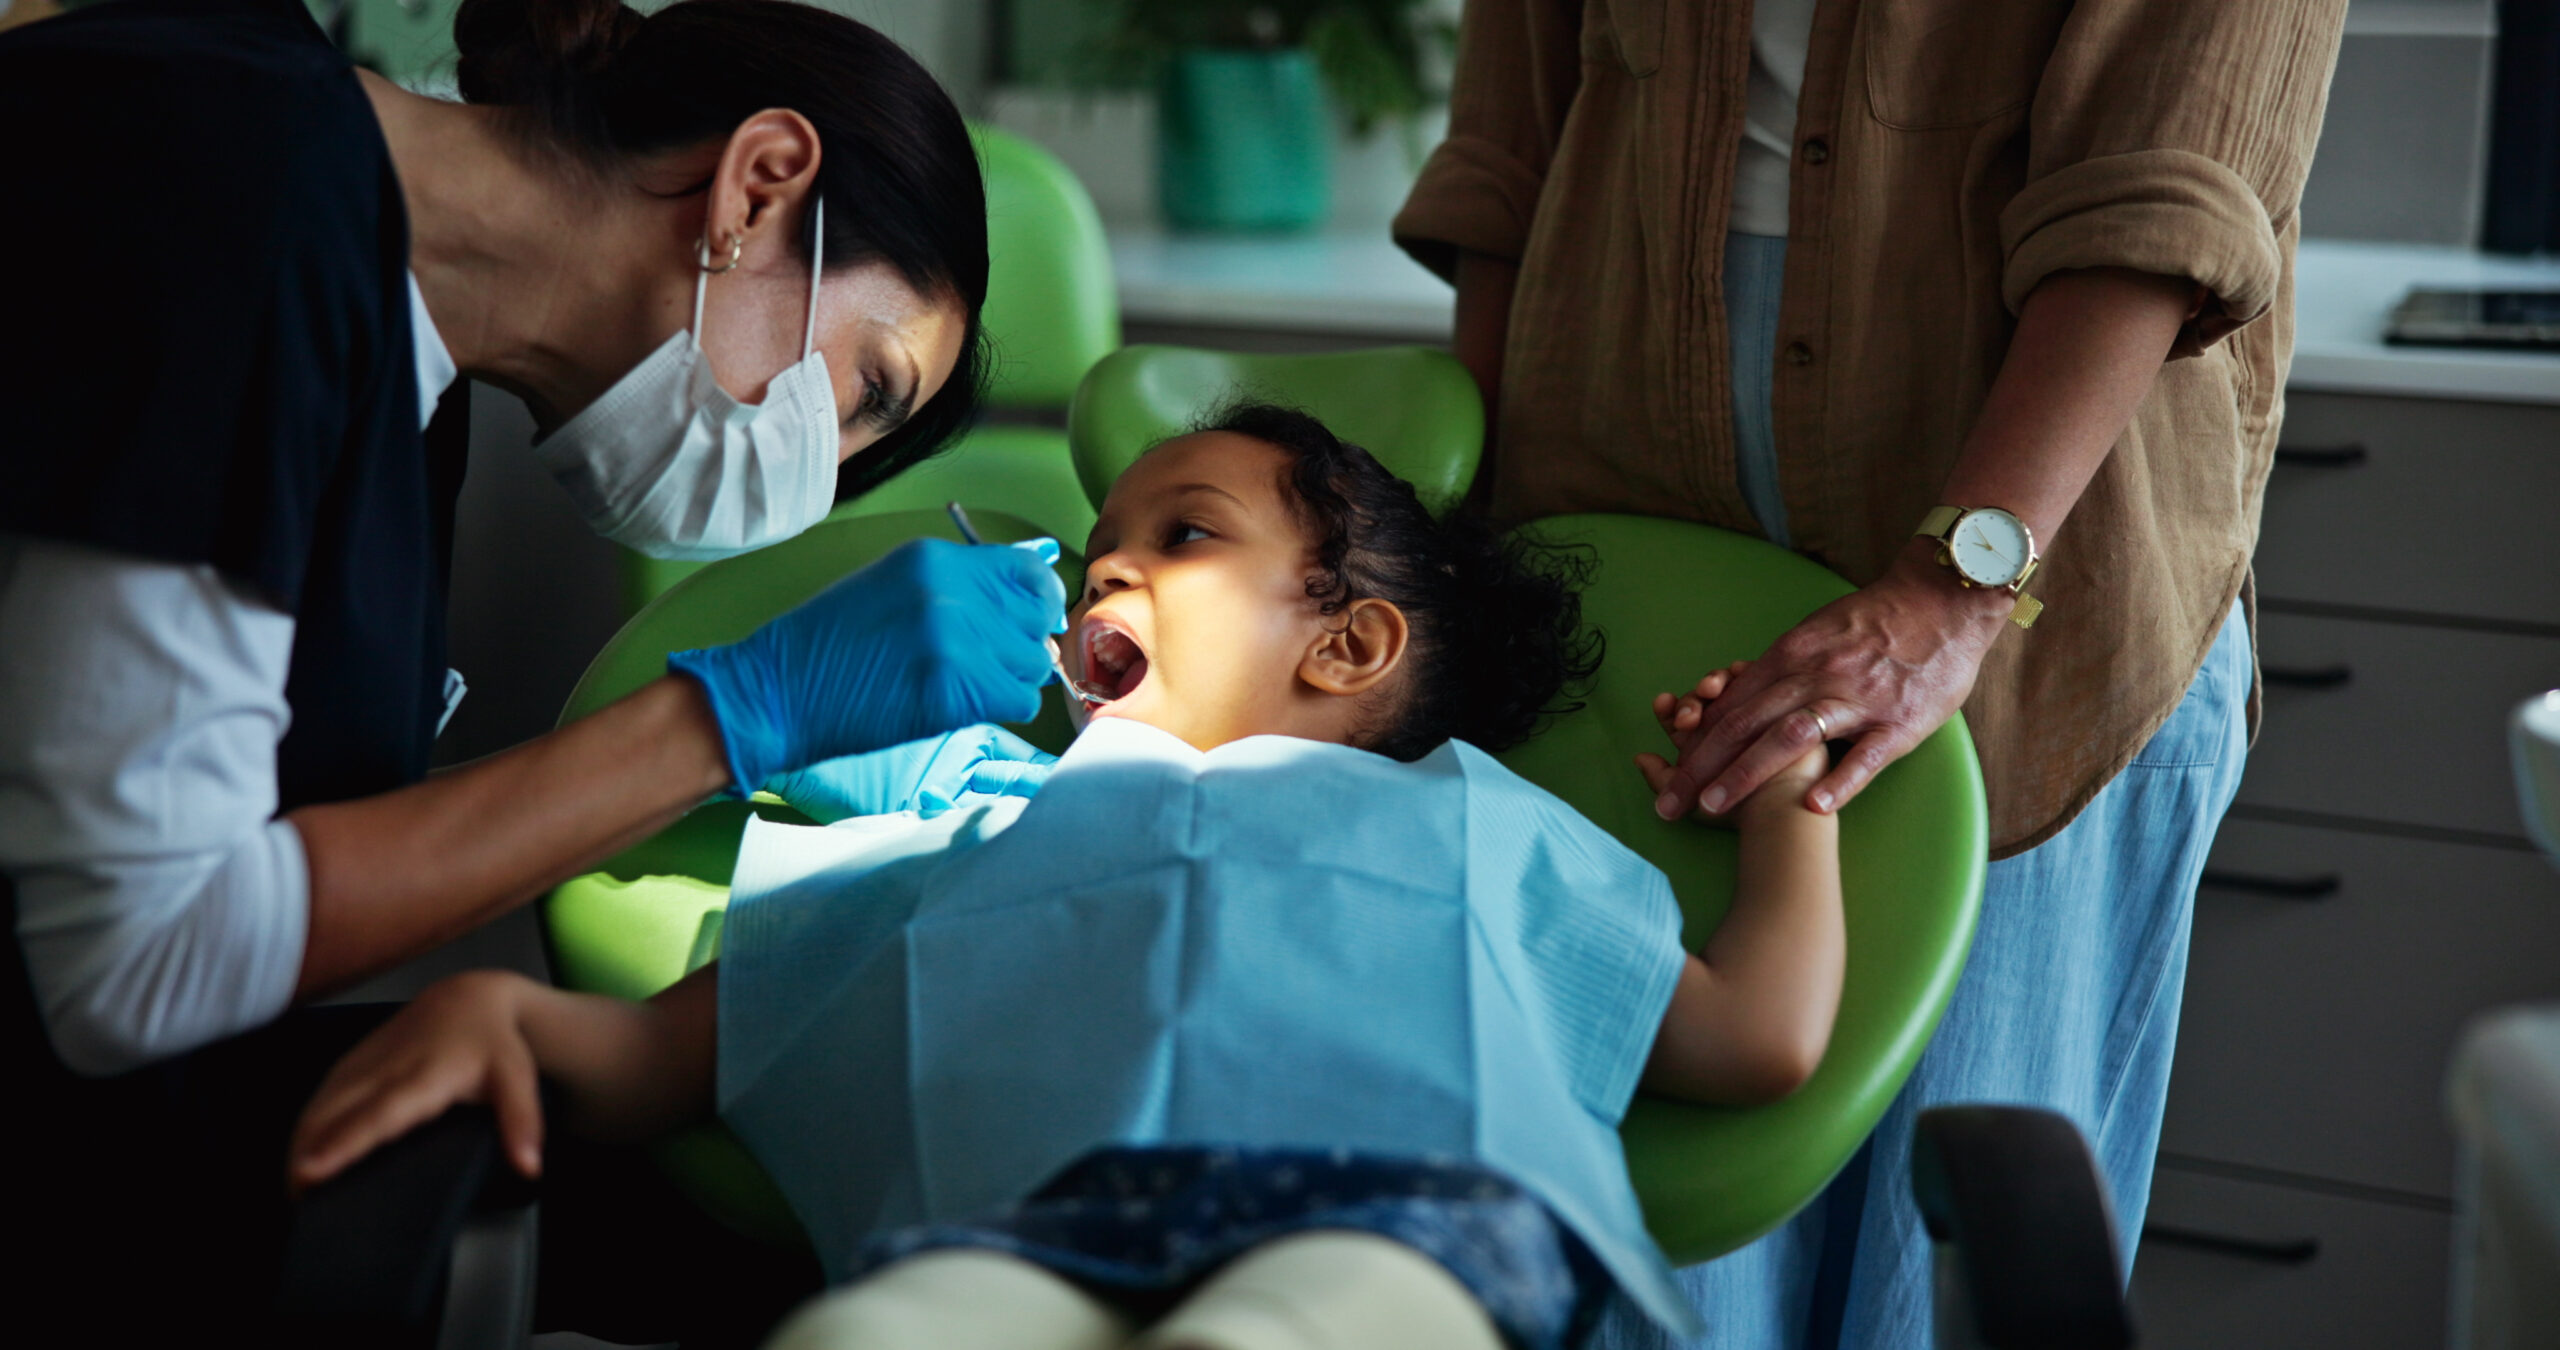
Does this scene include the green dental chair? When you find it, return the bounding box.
[539,342,1989,1268]
[617,125,1119,614]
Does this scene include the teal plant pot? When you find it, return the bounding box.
[1157,47,1331,233]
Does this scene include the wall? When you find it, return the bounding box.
[818,0,988,114]
[2301,0,2501,244]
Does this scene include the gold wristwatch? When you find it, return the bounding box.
[1915,506,2045,629]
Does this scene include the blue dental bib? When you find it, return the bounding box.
[718,717,1700,1335]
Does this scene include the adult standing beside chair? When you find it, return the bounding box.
[1395,3,2345,1346]
[0,0,1064,1338]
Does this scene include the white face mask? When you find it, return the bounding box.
[538,200,839,561]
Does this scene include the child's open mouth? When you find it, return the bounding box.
[1081,618,1151,701]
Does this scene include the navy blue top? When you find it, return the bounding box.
[0,0,468,1079]
[0,0,467,812]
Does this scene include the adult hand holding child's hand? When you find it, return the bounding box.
[672,538,1068,796]
[1637,662,1830,825]
[1649,549,2007,820]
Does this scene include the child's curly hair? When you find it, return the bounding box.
[1200,401,1605,761]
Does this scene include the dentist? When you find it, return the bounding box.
[0,0,1057,1334]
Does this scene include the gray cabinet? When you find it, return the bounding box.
[2135,391,2560,1347]
[2139,1167,2454,1350]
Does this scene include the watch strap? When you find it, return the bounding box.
[2008,593,2044,629]
[1915,505,1963,539]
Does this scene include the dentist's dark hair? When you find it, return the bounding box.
[452,0,988,497]
[1197,402,1604,762]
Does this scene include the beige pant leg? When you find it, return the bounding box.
[765,1249,1136,1350]
[1131,1231,1506,1350]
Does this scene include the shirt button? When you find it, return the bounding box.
[1784,341,1815,366]
[1802,138,1830,165]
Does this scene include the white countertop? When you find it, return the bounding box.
[1108,226,2560,404]
[2288,241,2560,404]
[1110,225,1455,338]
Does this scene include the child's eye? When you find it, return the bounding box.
[1167,522,1213,547]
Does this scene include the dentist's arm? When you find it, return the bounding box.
[289,677,732,996]
[301,536,1060,998]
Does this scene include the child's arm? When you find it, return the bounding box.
[1634,664,1847,1106]
[288,964,719,1192]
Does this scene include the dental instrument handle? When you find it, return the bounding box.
[945,503,1111,705]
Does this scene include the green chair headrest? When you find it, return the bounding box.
[1067,344,1483,516]
[969,125,1120,409]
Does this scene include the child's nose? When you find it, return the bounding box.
[1082,553,1139,604]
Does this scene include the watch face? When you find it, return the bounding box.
[1950,509,2031,587]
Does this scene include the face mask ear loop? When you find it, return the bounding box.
[802,197,825,358]
[690,241,712,339]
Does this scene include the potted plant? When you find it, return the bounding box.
[1079,0,1452,232]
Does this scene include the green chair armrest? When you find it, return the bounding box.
[1499,516,1986,1263]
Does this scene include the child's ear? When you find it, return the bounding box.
[1301,598,1409,697]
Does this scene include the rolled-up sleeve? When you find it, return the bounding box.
[1998,0,2347,353]
[1393,0,1586,281]
[0,535,308,1075]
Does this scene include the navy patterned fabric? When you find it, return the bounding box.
[853,1146,1613,1349]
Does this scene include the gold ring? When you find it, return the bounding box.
[1809,707,1831,741]
[699,232,744,275]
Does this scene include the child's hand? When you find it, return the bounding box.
[289,971,546,1194]
[1637,663,1831,821]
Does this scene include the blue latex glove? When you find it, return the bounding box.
[765,725,1059,823]
[671,538,1066,795]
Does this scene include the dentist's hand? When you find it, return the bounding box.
[765,724,1058,823]
[672,538,1067,795]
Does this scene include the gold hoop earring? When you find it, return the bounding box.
[698,232,744,275]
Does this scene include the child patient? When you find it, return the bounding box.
[291,404,1845,1350]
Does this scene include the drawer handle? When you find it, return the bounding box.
[2144,1222,2321,1265]
[2273,442,2369,469]
[2200,868,2341,900]
[2261,663,2353,689]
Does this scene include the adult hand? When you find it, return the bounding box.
[671,538,1067,795]
[1654,541,2013,820]
[765,724,1058,823]
[289,971,546,1192]
[1636,663,1828,826]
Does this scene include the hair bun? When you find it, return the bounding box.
[453,0,646,108]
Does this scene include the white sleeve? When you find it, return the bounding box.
[0,533,310,1076]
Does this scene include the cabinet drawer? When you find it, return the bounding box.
[2259,394,2560,627]
[2162,818,2560,1197]
[2132,1164,2449,1350]
[2237,611,2560,836]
